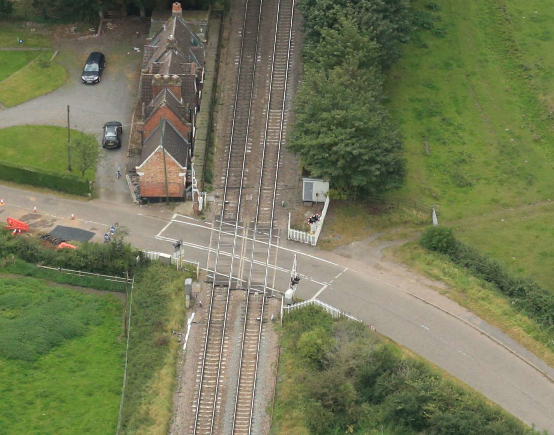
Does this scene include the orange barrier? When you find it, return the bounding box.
[57,242,77,250]
[5,217,29,232]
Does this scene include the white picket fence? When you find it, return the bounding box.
[142,250,200,276]
[287,195,330,246]
[281,298,360,324]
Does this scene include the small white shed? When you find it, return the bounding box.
[302,178,329,203]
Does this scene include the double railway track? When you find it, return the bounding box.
[192,0,296,433]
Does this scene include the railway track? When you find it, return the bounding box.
[192,0,296,433]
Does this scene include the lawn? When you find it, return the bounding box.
[385,0,554,287]
[0,50,40,82]
[0,21,52,48]
[0,50,68,107]
[0,277,124,435]
[0,125,97,180]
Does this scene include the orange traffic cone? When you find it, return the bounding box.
[33,206,37,213]
[71,213,75,220]
[0,198,4,206]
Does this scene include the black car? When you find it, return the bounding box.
[82,52,105,84]
[102,122,122,148]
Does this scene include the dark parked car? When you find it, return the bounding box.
[82,52,105,84]
[102,122,122,149]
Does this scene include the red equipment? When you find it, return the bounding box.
[5,218,29,232]
[57,242,77,250]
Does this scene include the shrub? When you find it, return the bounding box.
[420,226,457,254]
[420,228,554,329]
[0,160,90,196]
[276,307,535,434]
[0,229,148,275]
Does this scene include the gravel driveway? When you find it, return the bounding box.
[0,20,148,203]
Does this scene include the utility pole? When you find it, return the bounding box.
[160,118,170,205]
[67,105,72,172]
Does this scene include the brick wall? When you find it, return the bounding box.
[144,106,192,140]
[139,149,186,198]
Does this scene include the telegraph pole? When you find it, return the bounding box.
[160,118,170,205]
[67,105,72,172]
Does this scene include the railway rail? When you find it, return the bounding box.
[192,0,296,433]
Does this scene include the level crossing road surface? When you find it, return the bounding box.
[1,184,554,433]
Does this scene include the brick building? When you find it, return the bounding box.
[141,87,193,148]
[133,2,205,200]
[136,120,191,199]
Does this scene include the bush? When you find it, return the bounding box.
[420,226,457,254]
[275,307,535,435]
[0,229,148,276]
[420,227,554,328]
[0,160,90,196]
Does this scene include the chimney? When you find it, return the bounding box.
[152,74,182,101]
[167,35,176,49]
[172,2,182,18]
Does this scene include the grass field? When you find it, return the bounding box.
[383,0,554,288]
[0,22,52,48]
[0,125,97,180]
[0,276,124,435]
[0,50,68,107]
[0,50,41,82]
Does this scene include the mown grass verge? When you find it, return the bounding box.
[0,125,96,183]
[0,50,41,82]
[318,201,429,250]
[0,276,124,435]
[392,240,554,368]
[0,50,67,107]
[272,306,540,435]
[0,22,52,48]
[118,262,196,435]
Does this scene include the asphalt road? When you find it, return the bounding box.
[0,22,147,203]
[0,185,553,433]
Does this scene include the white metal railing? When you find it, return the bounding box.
[281,298,360,323]
[287,195,330,246]
[36,264,131,283]
[141,250,200,276]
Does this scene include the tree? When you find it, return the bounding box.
[300,0,412,69]
[31,0,115,21]
[0,0,14,17]
[71,134,102,177]
[289,64,405,199]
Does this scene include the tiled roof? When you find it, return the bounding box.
[190,47,205,66]
[181,74,197,109]
[139,74,153,104]
[140,120,190,167]
[145,88,187,125]
[143,15,205,70]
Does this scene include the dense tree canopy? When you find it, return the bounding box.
[290,64,405,198]
[289,1,408,199]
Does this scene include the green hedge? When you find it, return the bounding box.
[0,229,148,276]
[421,227,554,329]
[0,160,90,196]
